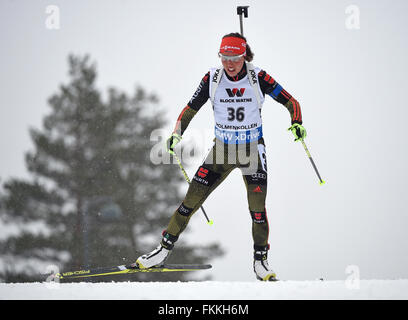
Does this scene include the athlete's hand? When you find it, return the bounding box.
[288,123,307,142]
[166,133,182,155]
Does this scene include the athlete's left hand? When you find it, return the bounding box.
[288,123,307,142]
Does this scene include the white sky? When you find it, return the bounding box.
[1,0,408,282]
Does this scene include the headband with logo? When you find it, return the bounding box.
[219,36,247,55]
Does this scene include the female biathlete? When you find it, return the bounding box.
[136,33,306,281]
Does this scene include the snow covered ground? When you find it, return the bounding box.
[1,280,408,300]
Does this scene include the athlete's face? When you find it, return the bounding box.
[220,53,245,78]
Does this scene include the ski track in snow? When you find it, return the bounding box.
[1,280,408,300]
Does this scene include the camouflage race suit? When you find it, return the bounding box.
[166,138,269,247]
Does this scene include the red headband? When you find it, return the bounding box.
[219,36,246,55]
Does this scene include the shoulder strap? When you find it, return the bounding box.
[246,62,262,110]
[210,67,223,105]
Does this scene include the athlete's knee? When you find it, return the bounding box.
[245,170,267,212]
[176,202,195,217]
[244,170,267,188]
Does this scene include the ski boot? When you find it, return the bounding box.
[253,245,277,281]
[136,231,178,269]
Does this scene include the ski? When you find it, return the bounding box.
[55,263,212,281]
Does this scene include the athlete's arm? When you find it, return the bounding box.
[173,72,210,136]
[258,70,302,125]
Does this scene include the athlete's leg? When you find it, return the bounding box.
[137,140,236,268]
[241,140,269,248]
[242,142,276,281]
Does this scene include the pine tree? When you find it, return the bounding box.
[0,55,223,282]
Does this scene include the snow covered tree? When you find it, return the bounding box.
[0,55,223,282]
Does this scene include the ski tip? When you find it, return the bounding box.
[54,273,63,280]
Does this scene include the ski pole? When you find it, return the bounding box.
[237,6,249,36]
[300,139,325,186]
[173,152,214,226]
